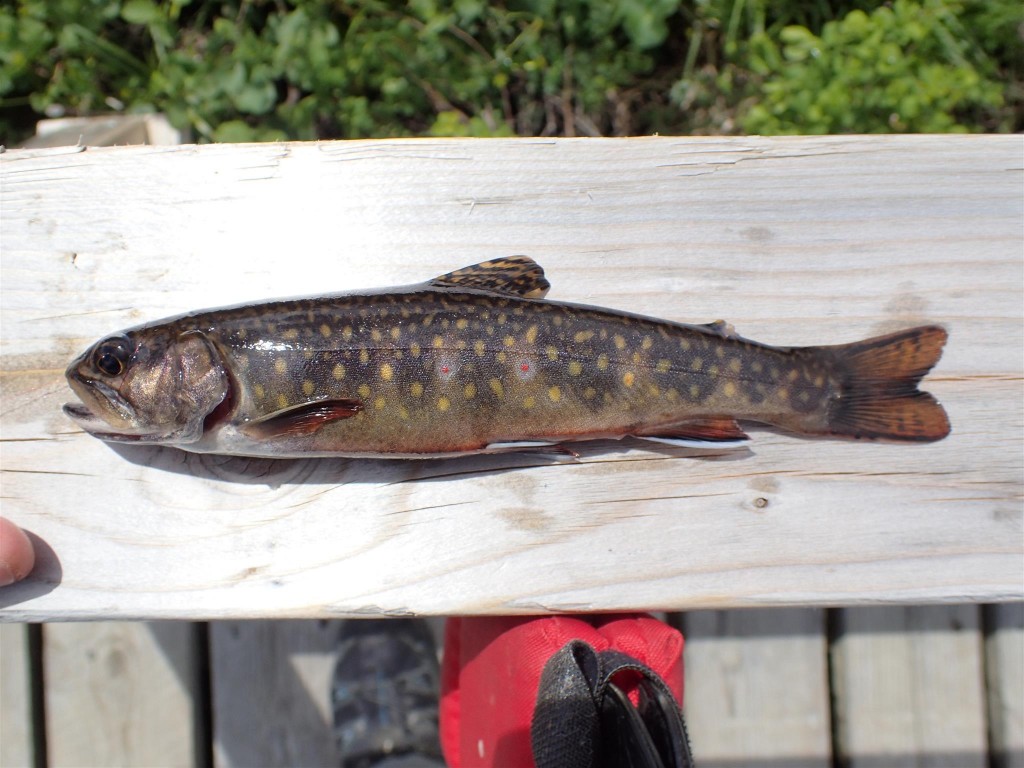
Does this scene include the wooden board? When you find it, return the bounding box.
[830,605,988,767]
[677,608,831,767]
[1,135,1021,620]
[0,624,34,767]
[985,603,1024,768]
[42,622,201,766]
[211,620,341,767]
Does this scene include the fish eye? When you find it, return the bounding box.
[93,337,131,377]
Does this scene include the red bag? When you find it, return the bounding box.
[440,615,685,768]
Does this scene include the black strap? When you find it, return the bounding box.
[531,640,694,768]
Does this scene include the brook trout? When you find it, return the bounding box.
[64,257,950,457]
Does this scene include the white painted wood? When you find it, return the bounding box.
[830,605,988,767]
[679,609,831,767]
[0,624,34,767]
[986,603,1024,768]
[43,622,200,767]
[0,136,1021,619]
[211,620,341,768]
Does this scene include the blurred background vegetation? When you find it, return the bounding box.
[1,0,1021,144]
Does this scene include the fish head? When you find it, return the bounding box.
[63,327,230,444]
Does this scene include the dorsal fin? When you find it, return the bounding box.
[429,256,550,298]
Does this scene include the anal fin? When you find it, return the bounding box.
[240,399,363,440]
[635,417,749,449]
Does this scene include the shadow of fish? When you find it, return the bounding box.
[64,257,950,458]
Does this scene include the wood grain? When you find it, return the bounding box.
[678,609,831,767]
[0,136,1021,620]
[830,605,988,767]
[42,622,201,766]
[986,603,1024,768]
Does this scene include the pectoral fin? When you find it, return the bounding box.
[240,399,363,440]
[635,418,749,449]
[429,256,550,299]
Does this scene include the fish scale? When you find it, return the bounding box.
[63,257,950,458]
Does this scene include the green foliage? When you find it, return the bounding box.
[739,0,1016,133]
[0,0,1020,144]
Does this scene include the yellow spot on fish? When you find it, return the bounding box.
[371,329,382,342]
[302,380,315,396]
[464,382,476,399]
[728,358,742,374]
[523,395,536,409]
[715,346,725,359]
[398,405,409,420]
[788,369,800,382]
[632,352,641,365]
[497,351,507,363]
[358,384,371,399]
[641,336,653,350]
[813,375,825,387]
[723,381,737,398]
[525,325,538,344]
[320,324,332,338]
[342,326,353,340]
[283,328,298,341]
[277,394,289,409]
[680,338,691,351]
[474,339,486,356]
[433,335,444,349]
[546,346,559,362]
[303,350,314,361]
[568,360,583,376]
[497,313,507,325]
[274,358,287,374]
[456,340,467,350]
[489,378,504,398]
[574,330,594,343]
[656,359,671,373]
[583,386,597,400]
[360,349,370,365]
[751,361,763,373]
[665,388,679,402]
[333,364,346,380]
[548,386,561,403]
[691,358,703,372]
[456,318,469,330]
[253,383,265,399]
[410,382,424,397]
[690,384,700,398]
[238,328,247,340]
[380,362,394,381]
[391,326,401,340]
[623,371,636,388]
[597,353,609,371]
[553,315,563,327]
[504,335,515,347]
[709,364,720,376]
[648,384,660,397]
[375,397,386,410]
[777,388,789,400]
[799,391,811,403]
[410,342,421,358]
[437,396,451,412]
[614,335,626,350]
[422,314,435,327]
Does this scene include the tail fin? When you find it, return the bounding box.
[826,325,950,442]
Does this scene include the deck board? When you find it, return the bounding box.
[830,605,988,767]
[1,135,1021,619]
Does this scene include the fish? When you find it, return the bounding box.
[63,257,950,458]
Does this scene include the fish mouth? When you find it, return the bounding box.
[63,377,163,443]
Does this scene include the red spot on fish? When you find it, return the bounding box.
[520,363,530,372]
[441,365,450,374]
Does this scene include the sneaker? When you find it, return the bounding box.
[331,618,443,768]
